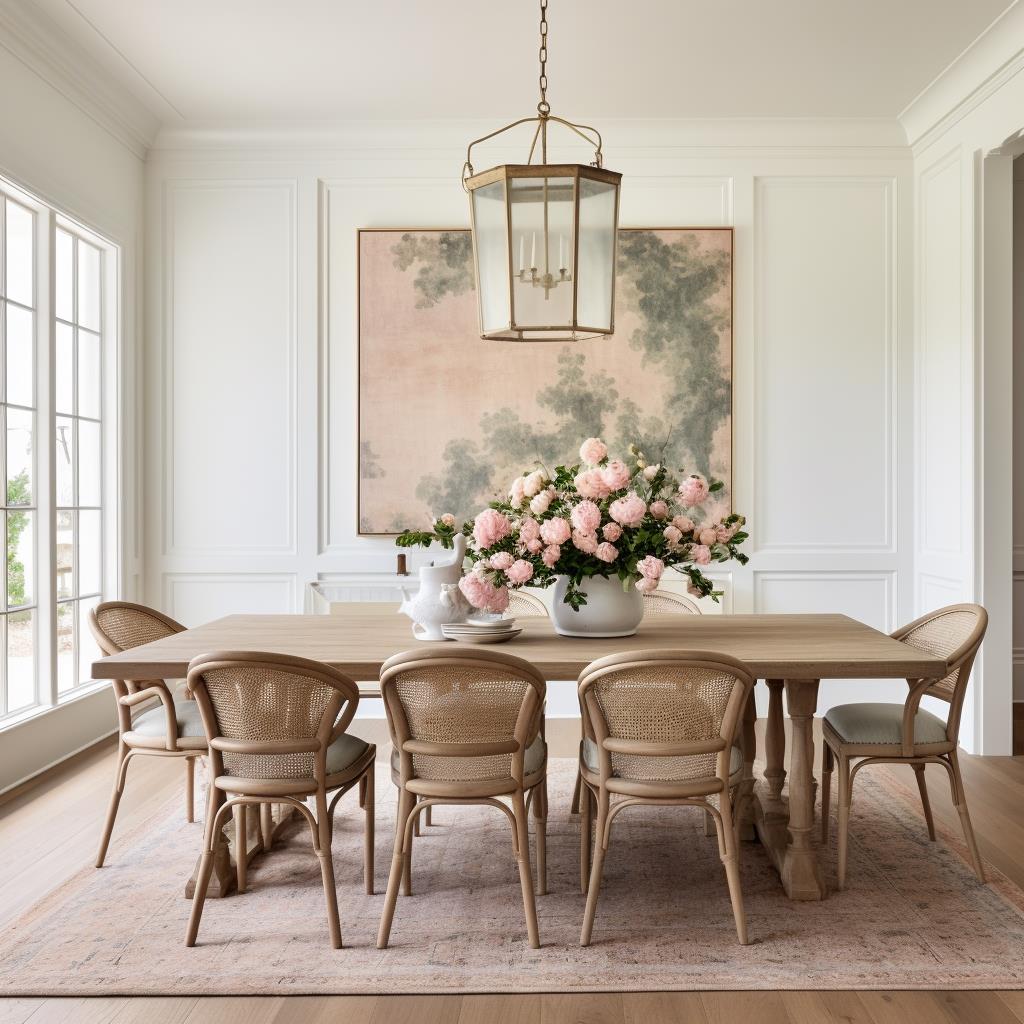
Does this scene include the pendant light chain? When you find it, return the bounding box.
[537,0,550,117]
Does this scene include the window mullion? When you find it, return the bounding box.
[38,208,56,709]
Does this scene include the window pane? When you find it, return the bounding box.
[6,304,33,408]
[78,419,100,507]
[78,330,100,420]
[56,416,74,506]
[7,406,32,506]
[5,200,33,308]
[56,229,73,322]
[78,596,100,686]
[78,510,100,595]
[57,601,74,691]
[77,242,100,331]
[7,609,34,711]
[7,509,32,607]
[56,322,74,414]
[56,510,73,599]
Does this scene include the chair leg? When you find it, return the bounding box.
[186,788,224,947]
[570,770,582,815]
[948,751,986,883]
[259,803,274,852]
[532,777,548,896]
[314,791,343,949]
[580,788,610,946]
[717,795,749,945]
[362,765,375,895]
[912,763,937,841]
[396,790,413,895]
[233,802,248,894]
[414,797,421,838]
[580,777,593,894]
[185,755,196,824]
[378,788,415,949]
[512,789,540,949]
[837,754,852,890]
[424,803,433,827]
[96,742,131,867]
[821,741,833,843]
[703,809,716,837]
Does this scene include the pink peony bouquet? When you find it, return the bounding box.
[396,438,748,612]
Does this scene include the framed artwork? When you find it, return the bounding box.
[357,227,733,535]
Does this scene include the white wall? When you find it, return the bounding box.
[0,32,145,791]
[145,119,913,720]
[904,2,1024,752]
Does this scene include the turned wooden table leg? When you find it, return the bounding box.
[737,687,757,841]
[780,679,827,901]
[763,679,786,806]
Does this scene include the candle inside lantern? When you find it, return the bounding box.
[530,231,536,270]
[559,234,565,269]
[518,235,525,273]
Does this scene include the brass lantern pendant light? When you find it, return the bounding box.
[463,0,622,342]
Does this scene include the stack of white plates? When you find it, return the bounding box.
[441,618,523,644]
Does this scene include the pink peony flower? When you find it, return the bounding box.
[540,517,571,545]
[663,525,683,545]
[642,463,661,481]
[572,529,599,554]
[609,492,647,527]
[595,542,618,563]
[529,491,552,516]
[602,522,622,541]
[716,523,738,543]
[506,559,534,585]
[637,555,665,580]
[601,459,631,492]
[635,577,658,594]
[526,538,543,554]
[570,499,602,534]
[509,476,526,507]
[541,544,561,568]
[438,513,456,528]
[690,544,712,565]
[519,516,540,544]
[672,515,695,533]
[698,526,718,547]
[649,500,669,520]
[679,474,710,507]
[523,470,547,498]
[490,551,514,571]
[574,468,611,500]
[473,508,513,549]
[459,572,496,609]
[579,437,608,465]
[489,586,510,613]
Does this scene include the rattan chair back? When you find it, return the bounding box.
[380,647,546,785]
[642,589,702,616]
[505,590,549,618]
[578,649,753,786]
[187,651,359,787]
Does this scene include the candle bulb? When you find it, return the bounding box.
[518,235,525,273]
[530,231,536,270]
[559,234,565,269]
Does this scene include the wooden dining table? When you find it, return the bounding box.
[91,603,948,902]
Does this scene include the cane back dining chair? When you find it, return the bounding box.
[642,588,703,616]
[505,589,549,618]
[184,651,376,949]
[577,649,755,946]
[377,647,548,950]
[821,603,988,889]
[89,601,203,868]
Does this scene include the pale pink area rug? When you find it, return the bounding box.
[2,759,1023,994]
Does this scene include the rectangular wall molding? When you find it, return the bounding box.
[162,572,298,626]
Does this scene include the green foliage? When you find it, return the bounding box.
[391,232,474,309]
[6,470,30,607]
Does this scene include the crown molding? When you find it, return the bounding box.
[0,0,160,159]
[152,116,909,156]
[900,0,1024,151]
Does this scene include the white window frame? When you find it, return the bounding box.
[0,173,120,726]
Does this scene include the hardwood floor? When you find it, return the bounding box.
[2,735,1024,1023]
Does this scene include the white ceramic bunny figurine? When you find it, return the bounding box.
[397,533,471,640]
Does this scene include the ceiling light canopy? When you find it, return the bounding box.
[463,0,622,343]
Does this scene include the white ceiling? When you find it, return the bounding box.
[27,0,1018,124]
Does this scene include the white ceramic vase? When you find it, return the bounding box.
[550,574,644,638]
[397,534,471,641]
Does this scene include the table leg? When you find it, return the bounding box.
[763,679,786,806]
[779,679,827,901]
[737,688,757,841]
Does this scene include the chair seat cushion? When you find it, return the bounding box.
[131,699,206,739]
[582,737,742,776]
[326,733,371,775]
[824,702,948,746]
[390,733,547,777]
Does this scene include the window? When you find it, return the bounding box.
[0,176,117,723]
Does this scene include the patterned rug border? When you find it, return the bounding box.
[4,759,1024,996]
